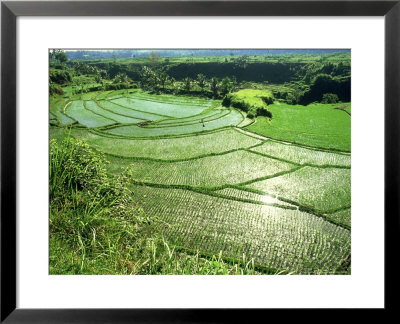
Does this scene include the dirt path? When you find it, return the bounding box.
[334,105,351,116]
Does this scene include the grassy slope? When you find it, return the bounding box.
[246,102,351,151]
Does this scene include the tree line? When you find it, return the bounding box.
[49,50,350,104]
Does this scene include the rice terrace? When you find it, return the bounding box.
[49,49,351,275]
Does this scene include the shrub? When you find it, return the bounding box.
[321,93,339,104]
[49,84,64,96]
[300,74,350,105]
[50,70,72,84]
[222,95,231,107]
[286,92,300,105]
[260,95,274,105]
[105,82,130,91]
[256,106,272,118]
[247,111,255,119]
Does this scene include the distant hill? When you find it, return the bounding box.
[65,49,350,60]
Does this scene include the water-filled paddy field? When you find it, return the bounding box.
[50,89,351,274]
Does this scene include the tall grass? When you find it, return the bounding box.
[50,135,151,274]
[49,134,264,275]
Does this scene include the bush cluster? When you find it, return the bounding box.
[321,93,339,104]
[222,89,273,119]
[50,70,72,84]
[300,73,350,104]
[49,84,64,95]
[104,82,131,91]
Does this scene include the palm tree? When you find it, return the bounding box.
[140,66,157,89]
[113,72,129,84]
[220,77,233,95]
[184,77,192,92]
[210,77,219,97]
[196,73,206,92]
[158,72,170,90]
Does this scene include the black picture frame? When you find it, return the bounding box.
[1,0,399,322]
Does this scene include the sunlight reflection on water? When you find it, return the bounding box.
[261,195,276,204]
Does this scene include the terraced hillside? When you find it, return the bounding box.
[50,89,351,274]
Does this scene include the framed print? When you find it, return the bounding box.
[1,0,399,322]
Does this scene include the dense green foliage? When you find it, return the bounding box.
[50,69,72,84]
[51,50,350,104]
[300,74,350,104]
[49,84,64,96]
[322,93,340,104]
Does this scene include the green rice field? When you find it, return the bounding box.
[246,102,351,151]
[50,89,351,274]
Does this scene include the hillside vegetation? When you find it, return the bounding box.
[50,50,350,105]
[222,89,274,118]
